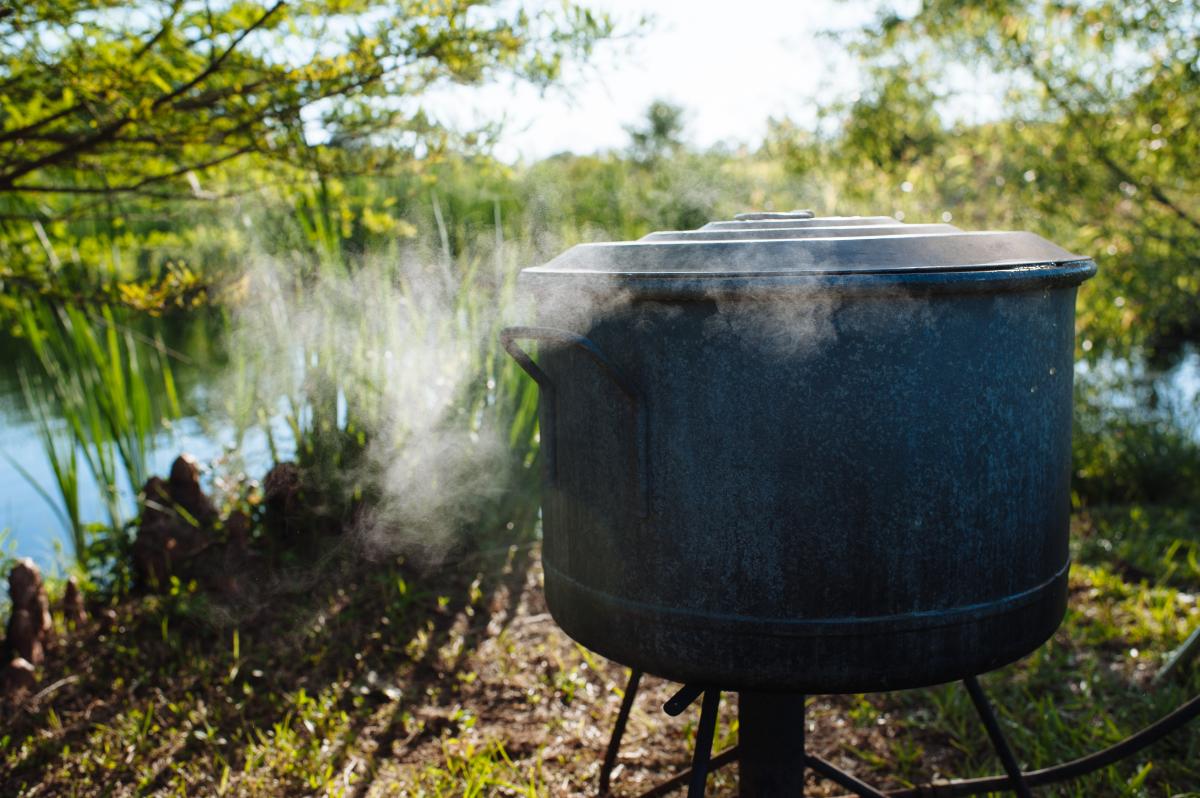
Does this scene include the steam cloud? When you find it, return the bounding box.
[222,248,511,566]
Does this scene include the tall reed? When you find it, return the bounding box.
[13,299,180,565]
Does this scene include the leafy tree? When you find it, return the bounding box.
[625,99,686,166]
[0,0,613,200]
[842,64,944,170]
[0,0,615,307]
[826,0,1200,359]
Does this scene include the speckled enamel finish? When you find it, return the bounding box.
[507,216,1095,693]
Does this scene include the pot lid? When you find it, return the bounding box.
[523,214,1094,290]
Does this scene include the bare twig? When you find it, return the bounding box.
[28,674,80,705]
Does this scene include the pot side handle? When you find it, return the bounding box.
[500,326,649,518]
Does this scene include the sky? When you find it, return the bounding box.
[419,0,884,163]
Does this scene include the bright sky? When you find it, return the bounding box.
[421,0,884,163]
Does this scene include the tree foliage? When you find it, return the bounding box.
[0,0,614,308]
[624,99,686,166]
[810,0,1200,359]
[0,0,613,200]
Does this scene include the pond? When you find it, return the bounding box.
[0,313,296,572]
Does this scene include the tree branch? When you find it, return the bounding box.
[158,1,285,113]
[0,0,285,191]
[10,145,256,196]
[133,0,184,60]
[0,1,186,147]
[1021,51,1200,237]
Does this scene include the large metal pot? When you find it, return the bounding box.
[502,213,1095,693]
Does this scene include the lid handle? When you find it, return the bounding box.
[732,209,815,221]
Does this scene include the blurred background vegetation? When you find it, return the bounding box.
[0,0,1196,578]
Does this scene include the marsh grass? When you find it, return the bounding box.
[214,187,545,564]
[9,177,549,573]
[10,300,180,566]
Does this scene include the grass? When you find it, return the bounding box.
[3,505,1198,797]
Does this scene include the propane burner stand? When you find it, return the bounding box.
[597,669,1200,798]
[736,691,810,796]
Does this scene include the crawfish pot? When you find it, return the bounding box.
[502,214,1095,693]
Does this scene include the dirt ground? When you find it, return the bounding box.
[369,555,971,797]
[5,531,1197,797]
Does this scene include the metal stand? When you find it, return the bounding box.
[596,671,1200,798]
[687,690,721,798]
[1154,623,1200,683]
[738,691,806,796]
[599,669,642,796]
[963,676,1033,798]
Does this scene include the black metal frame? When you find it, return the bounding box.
[596,669,1200,798]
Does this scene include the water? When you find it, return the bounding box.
[1077,346,1200,434]
[0,315,295,573]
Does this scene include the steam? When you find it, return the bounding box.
[222,247,510,565]
[704,290,841,359]
[519,276,638,334]
[357,416,507,563]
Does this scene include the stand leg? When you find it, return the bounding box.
[807,754,888,798]
[665,684,705,716]
[738,692,807,797]
[599,668,642,796]
[1154,623,1200,684]
[963,676,1034,798]
[687,689,721,798]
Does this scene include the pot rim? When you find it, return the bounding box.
[520,258,1097,299]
